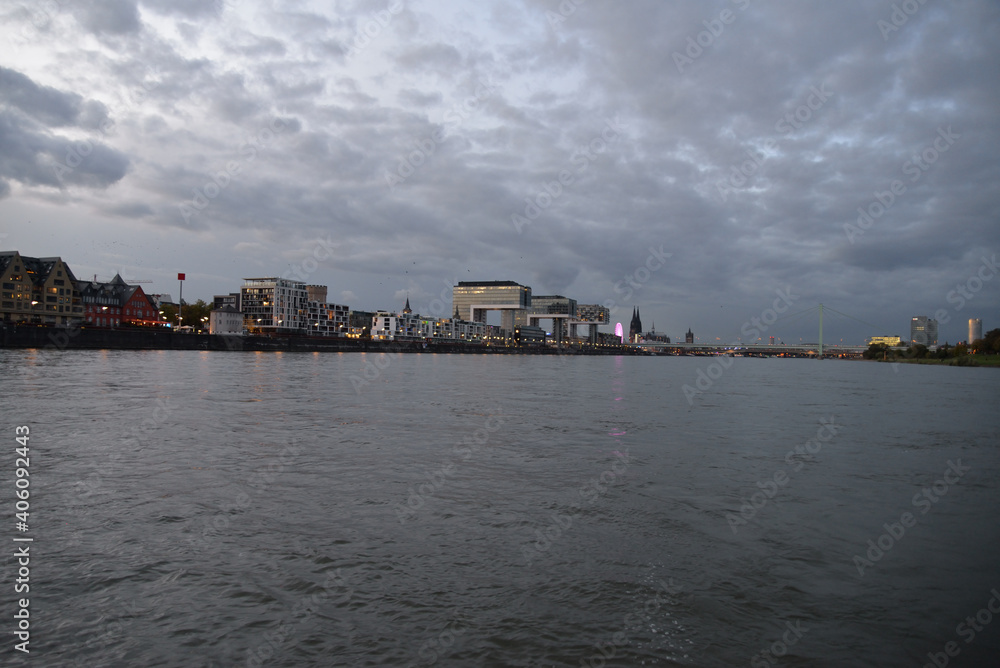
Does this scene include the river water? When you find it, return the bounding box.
[2,349,999,667]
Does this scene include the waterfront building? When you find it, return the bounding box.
[77,274,161,327]
[685,328,694,344]
[598,331,622,345]
[241,278,307,334]
[528,295,576,341]
[238,278,348,336]
[305,300,349,337]
[213,292,241,311]
[446,318,490,342]
[452,280,531,332]
[910,316,938,347]
[969,318,983,344]
[514,325,546,345]
[573,304,610,343]
[372,312,489,343]
[867,335,904,347]
[209,305,244,335]
[299,284,349,336]
[371,300,488,343]
[0,251,83,326]
[348,310,376,338]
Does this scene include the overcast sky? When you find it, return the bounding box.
[1,0,997,344]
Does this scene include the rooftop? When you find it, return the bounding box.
[456,281,525,287]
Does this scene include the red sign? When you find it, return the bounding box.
[177,273,185,281]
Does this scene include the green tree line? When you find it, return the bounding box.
[159,300,212,332]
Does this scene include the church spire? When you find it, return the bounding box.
[403,294,412,314]
[629,306,642,341]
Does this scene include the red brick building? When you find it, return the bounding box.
[77,274,163,327]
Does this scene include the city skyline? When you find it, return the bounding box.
[2,246,993,346]
[0,2,997,346]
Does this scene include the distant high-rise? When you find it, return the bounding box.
[910,316,938,347]
[969,318,983,343]
[685,328,694,344]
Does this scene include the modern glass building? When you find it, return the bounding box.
[910,316,938,347]
[452,281,531,331]
[528,295,576,340]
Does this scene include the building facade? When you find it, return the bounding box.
[371,303,488,343]
[685,328,694,344]
[0,251,83,326]
[348,310,376,338]
[528,295,577,340]
[572,304,610,343]
[514,325,546,345]
[575,304,610,324]
[969,318,983,344]
[77,274,161,327]
[452,281,531,331]
[213,292,241,311]
[868,335,904,347]
[305,301,349,337]
[910,316,939,347]
[241,278,308,334]
[209,305,244,335]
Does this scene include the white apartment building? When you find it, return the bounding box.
[241,278,307,334]
[305,301,349,337]
[371,311,488,342]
